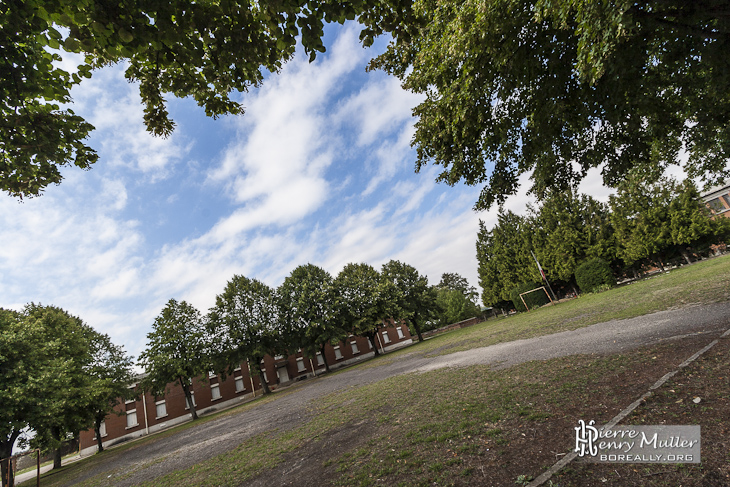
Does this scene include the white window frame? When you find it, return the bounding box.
[334,345,343,360]
[235,376,245,392]
[96,420,107,439]
[126,409,138,429]
[211,383,221,401]
[397,326,405,339]
[155,400,167,419]
[296,357,306,372]
[350,340,359,354]
[316,352,324,366]
[382,331,391,344]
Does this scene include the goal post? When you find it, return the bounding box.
[518,286,554,312]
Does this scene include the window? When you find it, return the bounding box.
[99,420,107,438]
[235,377,245,392]
[397,327,405,339]
[126,410,138,429]
[155,400,167,418]
[296,357,306,372]
[722,194,730,209]
[708,197,726,213]
[382,331,391,344]
[211,384,221,401]
[185,393,196,409]
[368,339,373,349]
[125,386,135,405]
[350,341,359,354]
[316,352,324,366]
[334,345,343,360]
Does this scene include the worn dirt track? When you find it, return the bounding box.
[55,301,730,487]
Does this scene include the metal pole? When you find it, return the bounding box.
[142,391,149,435]
[36,449,40,487]
[247,360,255,397]
[531,251,557,302]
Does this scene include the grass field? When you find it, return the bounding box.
[36,254,730,487]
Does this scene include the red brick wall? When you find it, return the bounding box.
[80,322,412,452]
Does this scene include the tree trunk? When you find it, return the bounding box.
[1,433,19,487]
[94,417,104,453]
[410,315,424,342]
[179,377,198,420]
[319,344,331,373]
[253,358,271,395]
[681,249,692,265]
[51,426,62,470]
[367,332,380,356]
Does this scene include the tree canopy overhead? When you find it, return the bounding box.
[1,0,417,198]
[370,0,730,210]
[6,1,730,206]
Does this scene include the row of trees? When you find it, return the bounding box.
[139,262,482,419]
[477,176,730,308]
[0,262,479,485]
[1,305,135,487]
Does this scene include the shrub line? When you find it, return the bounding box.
[526,325,730,487]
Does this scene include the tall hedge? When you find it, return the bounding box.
[509,282,550,312]
[575,258,615,293]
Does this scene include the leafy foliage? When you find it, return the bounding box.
[380,260,437,341]
[334,263,395,354]
[277,264,345,372]
[477,211,541,306]
[86,333,135,453]
[138,299,210,418]
[478,181,727,306]
[1,0,417,197]
[208,275,281,393]
[609,175,725,270]
[0,304,129,482]
[574,258,615,294]
[370,0,730,210]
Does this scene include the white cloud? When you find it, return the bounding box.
[69,64,189,179]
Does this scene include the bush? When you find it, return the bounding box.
[509,282,550,312]
[575,258,615,294]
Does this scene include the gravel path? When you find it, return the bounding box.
[57,301,730,487]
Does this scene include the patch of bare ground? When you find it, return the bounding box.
[323,335,723,487]
[552,336,730,487]
[245,419,379,487]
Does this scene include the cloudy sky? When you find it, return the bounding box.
[0,24,615,360]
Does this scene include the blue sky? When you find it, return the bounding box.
[0,24,616,361]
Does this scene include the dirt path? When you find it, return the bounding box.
[59,301,730,487]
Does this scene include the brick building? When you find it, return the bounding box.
[79,322,412,456]
[702,180,730,219]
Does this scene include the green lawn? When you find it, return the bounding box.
[38,254,730,487]
[396,254,730,358]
